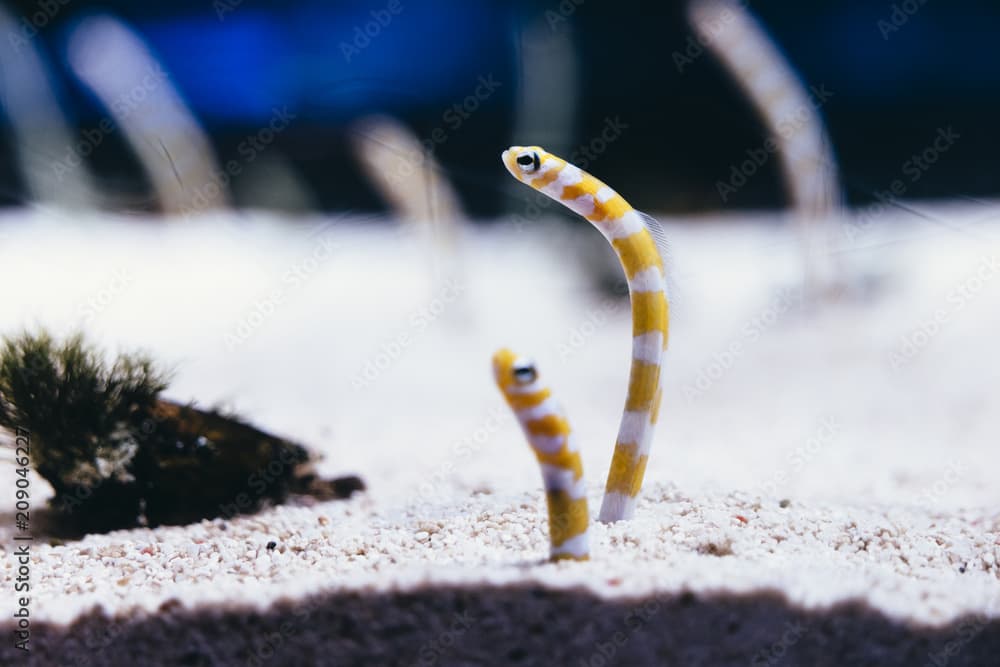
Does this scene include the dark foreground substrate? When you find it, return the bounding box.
[4,585,998,666]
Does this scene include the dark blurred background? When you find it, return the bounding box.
[1,0,998,215]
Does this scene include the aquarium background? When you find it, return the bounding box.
[1,0,998,214]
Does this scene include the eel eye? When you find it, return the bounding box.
[516,152,539,172]
[511,361,537,385]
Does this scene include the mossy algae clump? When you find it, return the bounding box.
[0,330,362,534]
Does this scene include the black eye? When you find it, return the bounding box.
[512,362,537,384]
[516,152,539,171]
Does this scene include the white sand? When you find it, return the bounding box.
[0,204,998,665]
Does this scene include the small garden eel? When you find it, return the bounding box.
[492,349,589,561]
[501,146,670,524]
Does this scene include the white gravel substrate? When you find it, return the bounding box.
[0,203,998,665]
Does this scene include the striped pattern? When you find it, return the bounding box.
[688,0,840,219]
[688,0,842,295]
[492,349,589,561]
[502,147,669,523]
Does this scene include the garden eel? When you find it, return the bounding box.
[492,349,589,561]
[688,0,843,296]
[501,146,670,524]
